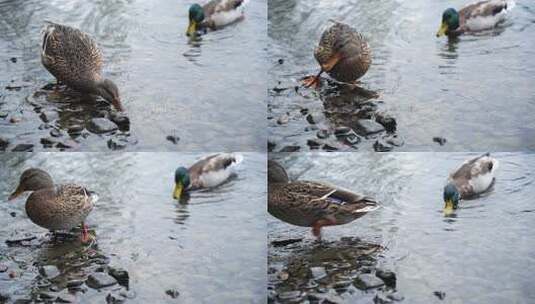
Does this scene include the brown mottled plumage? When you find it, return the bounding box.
[8,168,95,242]
[41,22,123,111]
[268,160,378,239]
[304,20,372,88]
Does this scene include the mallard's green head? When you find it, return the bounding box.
[443,183,460,215]
[437,8,459,37]
[173,167,191,199]
[187,4,205,36]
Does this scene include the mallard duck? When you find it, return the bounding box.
[268,160,379,240]
[41,21,123,112]
[443,153,499,214]
[187,0,247,36]
[173,153,243,199]
[303,20,372,89]
[8,168,96,243]
[436,0,515,37]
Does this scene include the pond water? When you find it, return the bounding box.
[0,0,266,151]
[269,152,535,303]
[0,152,266,303]
[268,0,535,152]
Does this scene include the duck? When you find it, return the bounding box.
[443,153,499,214]
[268,160,379,240]
[41,21,124,112]
[436,0,515,38]
[303,20,372,89]
[8,168,96,243]
[186,0,247,36]
[173,153,243,199]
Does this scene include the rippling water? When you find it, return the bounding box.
[269,152,535,303]
[268,0,535,152]
[0,152,266,302]
[0,0,266,151]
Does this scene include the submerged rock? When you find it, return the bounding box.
[279,145,300,152]
[353,274,385,290]
[39,110,59,123]
[87,118,118,134]
[375,113,397,133]
[109,112,130,131]
[433,137,447,146]
[433,291,446,300]
[354,119,385,136]
[166,135,180,144]
[307,139,321,149]
[109,267,129,288]
[39,265,60,279]
[38,292,57,301]
[376,268,396,288]
[11,144,33,152]
[165,289,180,299]
[306,112,323,125]
[86,273,117,289]
[0,137,9,150]
[316,129,330,139]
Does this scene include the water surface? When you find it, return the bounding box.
[0,152,266,303]
[269,152,535,303]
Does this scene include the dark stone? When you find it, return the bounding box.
[375,113,397,132]
[109,267,129,288]
[307,139,321,149]
[374,139,393,152]
[376,269,396,287]
[87,118,118,134]
[39,265,60,279]
[300,108,309,115]
[109,112,130,131]
[277,114,289,125]
[86,273,117,289]
[316,129,330,139]
[39,110,59,123]
[11,144,33,152]
[433,137,447,146]
[268,140,276,152]
[10,116,21,123]
[271,238,303,247]
[354,119,385,136]
[0,137,9,150]
[322,143,339,151]
[278,58,284,64]
[108,138,127,150]
[66,280,84,288]
[165,289,180,299]
[334,126,352,137]
[306,112,323,124]
[353,274,385,290]
[50,129,62,137]
[67,125,84,136]
[106,292,125,304]
[12,298,32,304]
[10,57,17,63]
[0,111,8,118]
[40,137,58,146]
[38,292,57,301]
[433,291,446,300]
[279,145,300,152]
[5,81,31,90]
[166,135,180,144]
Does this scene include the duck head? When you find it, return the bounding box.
[96,79,123,112]
[173,167,191,199]
[9,168,54,200]
[437,8,460,37]
[187,4,205,36]
[443,183,460,215]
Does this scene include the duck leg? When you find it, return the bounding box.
[302,53,342,89]
[302,70,324,89]
[311,218,337,241]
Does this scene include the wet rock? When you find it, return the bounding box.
[66,279,84,288]
[10,57,17,63]
[272,86,289,93]
[373,293,392,304]
[278,291,303,302]
[165,289,180,299]
[109,112,130,131]
[277,114,289,125]
[38,291,57,301]
[307,139,321,149]
[433,137,447,146]
[41,137,58,146]
[433,291,446,300]
[375,113,396,133]
[87,118,118,134]
[109,267,129,288]
[322,143,339,151]
[56,139,78,150]
[376,269,396,288]
[39,110,59,123]
[108,138,127,150]
[343,133,361,146]
[385,135,404,147]
[310,267,327,280]
[374,139,393,152]
[67,125,84,136]
[0,111,8,118]
[354,119,385,136]
[279,145,300,152]
[271,238,303,247]
[278,58,284,64]
[50,129,62,137]
[86,272,117,289]
[39,265,60,279]
[306,112,323,124]
[353,274,385,290]
[316,129,330,139]
[106,292,126,304]
[11,144,33,152]
[0,264,7,272]
[300,108,309,115]
[56,292,76,303]
[268,140,276,152]
[0,137,9,150]
[166,135,180,144]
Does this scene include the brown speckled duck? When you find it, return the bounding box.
[41,21,123,111]
[8,168,96,243]
[303,20,372,88]
[268,160,379,240]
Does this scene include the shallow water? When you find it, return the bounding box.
[268,152,535,303]
[268,0,535,152]
[0,0,266,151]
[0,152,266,303]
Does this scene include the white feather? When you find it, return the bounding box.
[469,157,499,194]
[465,0,514,31]
[210,0,247,28]
[199,153,243,188]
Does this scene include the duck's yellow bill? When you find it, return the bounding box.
[186,21,197,37]
[443,200,454,215]
[173,183,183,200]
[436,22,448,37]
